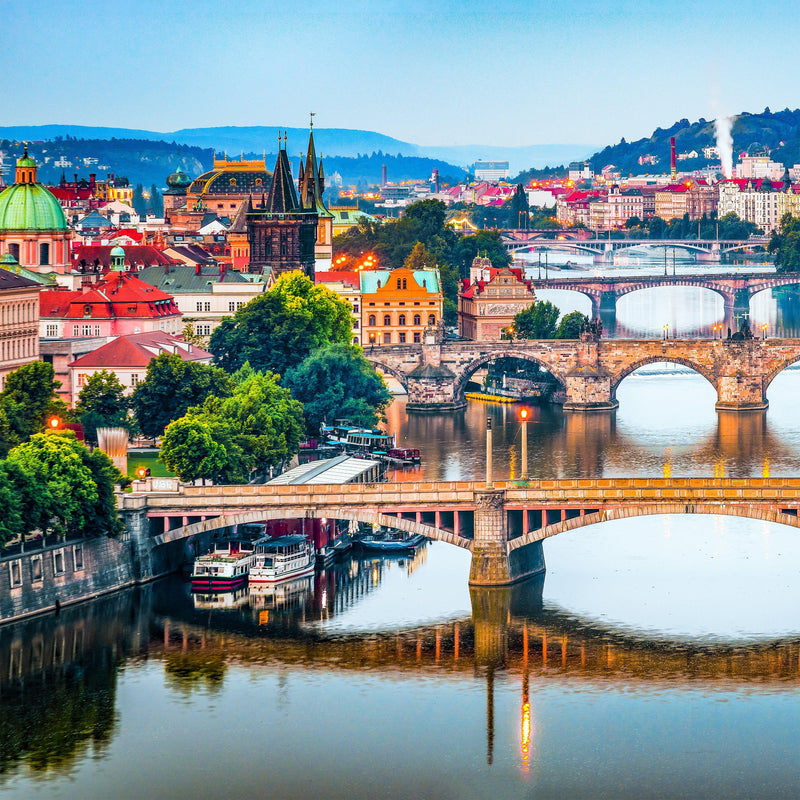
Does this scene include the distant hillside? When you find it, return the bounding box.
[0,124,594,175]
[588,108,800,175]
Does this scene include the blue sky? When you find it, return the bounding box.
[2,0,797,147]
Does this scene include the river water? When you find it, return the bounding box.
[3,256,800,799]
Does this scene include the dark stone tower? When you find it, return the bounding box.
[247,133,318,280]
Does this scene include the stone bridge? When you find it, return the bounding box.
[118,477,800,587]
[503,234,770,260]
[523,272,800,317]
[367,337,800,412]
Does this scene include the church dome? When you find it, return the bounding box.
[165,167,192,194]
[0,182,68,232]
[188,156,272,196]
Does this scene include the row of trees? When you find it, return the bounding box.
[509,303,589,340]
[623,212,762,241]
[768,213,800,272]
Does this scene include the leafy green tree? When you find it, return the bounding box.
[74,370,132,445]
[0,461,24,544]
[284,344,392,434]
[769,213,800,272]
[0,362,66,457]
[403,241,431,270]
[0,460,50,538]
[160,417,228,483]
[149,183,163,217]
[512,301,560,339]
[131,183,146,216]
[6,433,100,536]
[208,271,353,375]
[555,311,589,339]
[131,354,232,439]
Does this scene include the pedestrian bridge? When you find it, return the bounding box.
[120,477,800,586]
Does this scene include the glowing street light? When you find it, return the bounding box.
[47,416,61,431]
[761,323,768,339]
[662,323,669,340]
[519,407,530,479]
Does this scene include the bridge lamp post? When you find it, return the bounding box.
[761,323,768,339]
[662,323,669,340]
[486,417,493,488]
[519,407,530,479]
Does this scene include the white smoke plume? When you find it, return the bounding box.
[714,114,734,178]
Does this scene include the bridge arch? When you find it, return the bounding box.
[613,282,732,309]
[610,355,717,394]
[366,358,409,391]
[152,507,474,550]
[509,504,800,549]
[452,349,567,404]
[764,352,800,390]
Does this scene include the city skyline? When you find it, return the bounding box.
[3,0,799,149]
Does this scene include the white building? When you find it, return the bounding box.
[473,161,509,181]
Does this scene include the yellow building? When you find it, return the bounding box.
[360,267,443,347]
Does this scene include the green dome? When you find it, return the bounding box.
[16,153,36,169]
[0,182,68,232]
[166,167,192,191]
[110,245,126,257]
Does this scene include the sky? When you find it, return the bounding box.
[2,0,799,148]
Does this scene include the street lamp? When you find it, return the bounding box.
[761,323,768,339]
[662,323,669,340]
[519,407,530,479]
[486,417,493,488]
[47,416,61,431]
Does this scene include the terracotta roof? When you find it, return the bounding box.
[69,331,212,369]
[72,245,173,270]
[41,272,180,320]
[316,271,360,290]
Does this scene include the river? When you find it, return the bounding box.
[3,258,800,799]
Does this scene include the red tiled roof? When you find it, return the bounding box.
[316,271,360,290]
[41,272,180,320]
[69,332,212,369]
[71,245,173,270]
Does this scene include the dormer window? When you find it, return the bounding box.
[83,305,92,317]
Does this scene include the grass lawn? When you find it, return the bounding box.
[126,449,175,479]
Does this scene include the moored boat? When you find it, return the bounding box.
[353,531,427,553]
[249,535,315,584]
[191,539,258,591]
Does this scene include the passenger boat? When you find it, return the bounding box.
[383,447,421,465]
[353,531,427,553]
[192,586,250,610]
[249,535,315,584]
[190,539,258,591]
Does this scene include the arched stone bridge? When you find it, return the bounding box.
[367,337,800,412]
[524,271,800,317]
[502,235,770,260]
[119,477,800,587]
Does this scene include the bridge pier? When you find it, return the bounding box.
[469,489,545,586]
[563,368,618,412]
[715,340,770,411]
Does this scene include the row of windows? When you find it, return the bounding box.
[77,372,140,388]
[0,300,37,326]
[367,313,436,327]
[368,331,421,344]
[0,336,36,362]
[196,301,246,313]
[8,545,83,589]
[72,324,102,337]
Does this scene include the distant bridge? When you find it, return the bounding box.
[521,271,800,315]
[502,233,771,259]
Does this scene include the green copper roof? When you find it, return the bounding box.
[110,245,126,257]
[360,269,441,294]
[0,182,68,232]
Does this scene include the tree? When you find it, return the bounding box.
[149,183,163,217]
[769,213,800,272]
[0,460,50,538]
[74,370,132,445]
[79,448,125,537]
[0,362,66,457]
[6,433,99,537]
[160,417,228,483]
[0,461,24,544]
[284,344,392,434]
[555,311,590,339]
[131,354,232,439]
[131,183,146,216]
[208,271,353,375]
[403,241,431,271]
[512,301,560,339]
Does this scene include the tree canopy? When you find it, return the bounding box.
[284,343,392,434]
[74,370,133,445]
[511,301,561,339]
[208,271,353,375]
[131,354,232,439]
[769,213,800,272]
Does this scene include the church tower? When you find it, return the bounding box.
[298,118,334,268]
[246,133,318,280]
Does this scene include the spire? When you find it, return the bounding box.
[265,137,301,213]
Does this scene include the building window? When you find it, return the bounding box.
[398,314,406,326]
[229,301,236,312]
[82,324,92,336]
[9,560,22,588]
[383,314,391,326]
[73,543,84,571]
[413,332,421,343]
[39,242,50,265]
[197,301,211,312]
[396,278,401,289]
[413,314,421,326]
[84,304,92,317]
[53,550,65,576]
[352,320,359,329]
[45,324,58,337]
[73,325,79,336]
[131,374,140,386]
[399,332,406,343]
[94,325,101,336]
[31,555,43,582]
[77,373,87,387]
[368,315,376,326]
[383,332,391,344]
[196,324,211,336]
[8,243,20,262]
[428,314,436,326]
[402,278,407,289]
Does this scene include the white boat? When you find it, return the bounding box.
[190,538,258,591]
[192,586,250,610]
[249,535,315,584]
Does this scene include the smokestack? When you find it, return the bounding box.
[433,169,440,193]
[382,164,387,188]
[670,137,677,182]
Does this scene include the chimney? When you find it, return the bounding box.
[195,262,201,275]
[382,165,387,188]
[670,137,677,182]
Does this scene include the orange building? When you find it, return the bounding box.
[360,267,443,347]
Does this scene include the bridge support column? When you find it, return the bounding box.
[405,374,464,412]
[469,490,545,585]
[715,341,769,411]
[117,497,154,583]
[563,369,618,412]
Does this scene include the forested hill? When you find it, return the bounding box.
[588,108,800,175]
[0,136,465,188]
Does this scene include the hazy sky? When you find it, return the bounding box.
[3,0,797,146]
